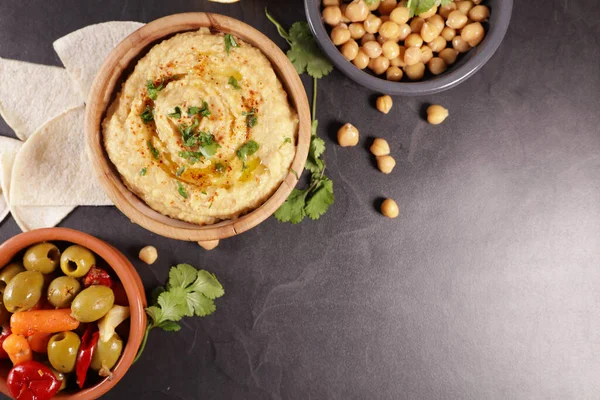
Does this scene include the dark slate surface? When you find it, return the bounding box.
[1,1,600,399]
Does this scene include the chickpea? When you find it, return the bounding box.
[323,6,343,26]
[452,35,471,53]
[420,46,433,63]
[362,15,380,34]
[429,36,447,52]
[473,0,483,4]
[382,41,400,59]
[340,4,351,23]
[379,21,401,40]
[404,47,422,66]
[138,246,158,265]
[353,50,370,69]
[410,17,425,33]
[420,22,439,43]
[391,47,406,67]
[376,35,387,45]
[427,104,449,125]
[469,5,490,22]
[378,0,397,15]
[439,2,457,19]
[331,25,351,45]
[376,95,393,114]
[367,0,381,11]
[427,14,445,33]
[345,0,369,22]
[362,41,383,58]
[386,66,404,81]
[446,10,468,29]
[377,155,396,174]
[381,198,399,218]
[403,62,425,80]
[341,39,359,61]
[419,5,437,19]
[369,56,390,75]
[404,33,423,48]
[462,22,485,46]
[456,0,474,15]
[370,138,391,156]
[439,48,459,65]
[323,0,340,6]
[390,7,410,25]
[361,33,377,45]
[198,240,219,251]
[380,15,391,23]
[427,57,447,75]
[349,23,366,39]
[397,23,412,40]
[441,26,456,41]
[337,123,360,147]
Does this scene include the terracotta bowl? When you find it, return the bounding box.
[0,228,147,399]
[85,13,311,242]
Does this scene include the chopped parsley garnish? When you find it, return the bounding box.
[215,162,225,174]
[284,137,292,144]
[140,167,147,176]
[179,118,200,147]
[228,76,241,90]
[188,102,211,118]
[177,182,188,199]
[176,166,185,177]
[168,106,182,119]
[140,106,154,124]
[202,191,207,195]
[179,151,204,164]
[236,140,260,169]
[197,132,221,158]
[146,79,164,100]
[242,108,258,128]
[224,34,239,55]
[147,140,160,160]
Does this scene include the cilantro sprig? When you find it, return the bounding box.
[224,33,239,55]
[266,10,335,224]
[242,108,258,128]
[146,79,164,100]
[140,106,154,124]
[189,102,211,118]
[407,0,454,16]
[133,264,224,362]
[236,140,260,169]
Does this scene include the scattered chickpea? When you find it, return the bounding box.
[446,10,468,29]
[138,246,158,265]
[353,50,370,69]
[369,56,390,75]
[337,123,360,147]
[404,62,425,80]
[370,138,390,156]
[381,198,399,218]
[323,6,343,26]
[341,40,360,61]
[427,104,449,125]
[198,240,219,251]
[345,0,370,22]
[331,25,351,45]
[439,48,459,65]
[349,22,366,39]
[469,5,490,22]
[386,66,404,81]
[428,57,447,75]
[376,95,393,114]
[376,155,396,174]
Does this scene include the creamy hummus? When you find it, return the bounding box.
[103,29,298,225]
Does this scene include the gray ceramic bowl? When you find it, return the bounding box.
[304,0,513,95]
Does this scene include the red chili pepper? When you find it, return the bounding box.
[83,266,113,288]
[7,361,61,400]
[0,325,12,359]
[75,324,99,389]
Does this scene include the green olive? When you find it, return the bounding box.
[47,276,82,308]
[0,263,26,294]
[48,331,81,373]
[23,243,61,274]
[71,285,115,323]
[0,300,10,325]
[60,245,96,278]
[91,333,123,375]
[3,271,44,313]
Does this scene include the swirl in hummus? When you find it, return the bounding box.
[103,29,298,225]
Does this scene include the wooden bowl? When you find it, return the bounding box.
[85,13,311,242]
[0,228,147,399]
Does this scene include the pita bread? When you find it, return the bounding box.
[0,58,82,141]
[9,106,112,207]
[0,136,74,231]
[53,21,144,101]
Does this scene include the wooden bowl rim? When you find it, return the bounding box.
[0,227,147,399]
[85,12,311,241]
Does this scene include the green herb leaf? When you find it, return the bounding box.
[224,33,239,55]
[140,106,154,124]
[146,79,164,100]
[179,118,200,147]
[228,76,241,90]
[284,137,292,144]
[407,0,441,16]
[179,151,203,164]
[202,191,207,195]
[147,140,160,160]
[242,108,258,128]
[140,167,147,176]
[157,291,188,322]
[215,162,225,174]
[158,321,181,332]
[168,106,182,119]
[236,140,260,166]
[177,182,188,199]
[188,101,211,118]
[290,167,299,180]
[305,177,334,220]
[190,270,225,299]
[274,189,307,224]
